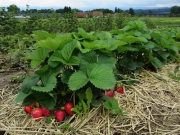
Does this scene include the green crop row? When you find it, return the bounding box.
[14,20,180,117]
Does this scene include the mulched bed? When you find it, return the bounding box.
[0,63,180,135]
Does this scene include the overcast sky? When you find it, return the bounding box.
[1,0,180,10]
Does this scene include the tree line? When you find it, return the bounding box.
[1,4,135,15]
[1,4,180,16]
[170,6,180,14]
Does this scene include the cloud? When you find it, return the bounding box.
[0,0,180,9]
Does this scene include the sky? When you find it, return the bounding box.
[1,0,180,10]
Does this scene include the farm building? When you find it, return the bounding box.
[76,12,88,18]
[90,11,103,17]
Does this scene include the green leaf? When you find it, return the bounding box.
[110,108,121,115]
[67,56,80,65]
[78,51,97,71]
[48,60,59,67]
[103,99,113,109]
[39,96,56,110]
[81,100,88,113]
[68,71,89,91]
[22,94,37,106]
[35,65,49,75]
[61,40,77,61]
[21,75,39,94]
[142,33,151,39]
[32,74,57,92]
[149,55,163,69]
[48,48,80,66]
[78,28,88,38]
[48,50,66,63]
[33,30,56,41]
[61,69,74,84]
[76,41,91,53]
[34,37,60,50]
[97,53,116,69]
[78,51,97,64]
[32,91,52,100]
[137,36,148,42]
[122,25,132,31]
[117,46,139,53]
[119,56,144,70]
[95,31,112,40]
[103,98,121,115]
[78,28,95,40]
[122,35,148,44]
[86,87,93,112]
[133,31,141,36]
[91,99,104,107]
[158,51,169,61]
[81,40,102,49]
[14,91,29,104]
[87,64,116,90]
[72,107,82,118]
[144,41,155,49]
[25,48,49,68]
[77,92,86,101]
[115,41,127,47]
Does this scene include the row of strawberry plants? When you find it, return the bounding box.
[0,12,135,36]
[14,20,180,122]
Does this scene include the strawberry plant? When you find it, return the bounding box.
[14,20,180,120]
[14,29,119,114]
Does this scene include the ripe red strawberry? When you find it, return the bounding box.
[115,86,124,94]
[24,106,32,114]
[106,90,114,98]
[65,102,74,116]
[31,108,42,120]
[29,102,36,109]
[55,110,66,122]
[41,107,51,117]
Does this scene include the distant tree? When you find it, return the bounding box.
[63,6,71,13]
[170,6,180,14]
[91,8,113,15]
[72,8,83,12]
[56,8,64,13]
[115,7,117,13]
[7,4,20,13]
[129,8,135,15]
[29,9,38,13]
[138,11,145,16]
[148,10,153,14]
[115,7,123,13]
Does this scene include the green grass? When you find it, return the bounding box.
[139,17,180,28]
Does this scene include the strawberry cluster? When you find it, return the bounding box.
[24,102,74,122]
[105,85,124,98]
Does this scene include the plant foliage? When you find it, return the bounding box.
[14,20,180,116]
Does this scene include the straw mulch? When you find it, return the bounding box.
[0,63,180,135]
